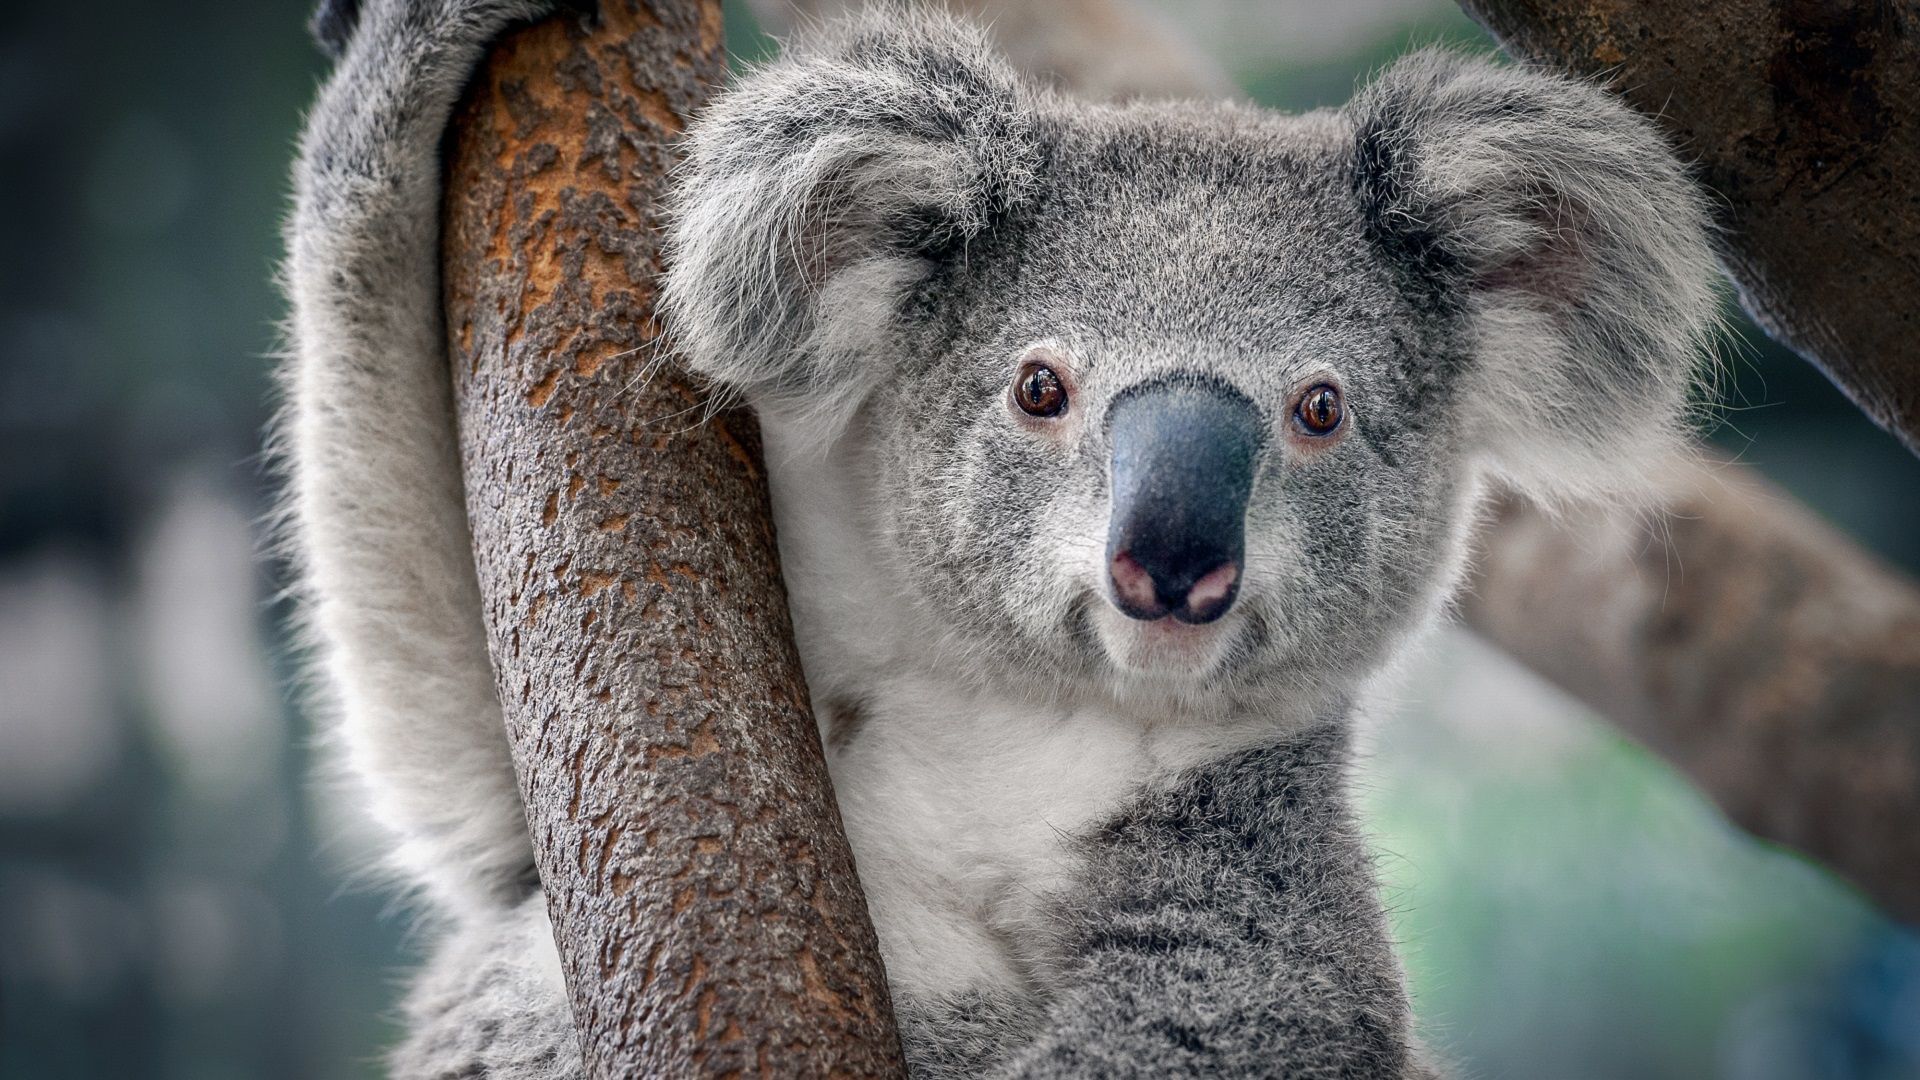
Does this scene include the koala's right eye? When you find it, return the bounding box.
[1013,361,1069,418]
[1294,384,1344,436]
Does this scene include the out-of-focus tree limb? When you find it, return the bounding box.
[1461,461,1920,923]
[442,1,905,1074]
[744,0,1236,99]
[1457,0,1920,457]
[751,0,1920,923]
[1446,0,1920,922]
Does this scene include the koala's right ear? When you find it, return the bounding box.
[308,0,360,60]
[1349,52,1721,505]
[662,12,1042,435]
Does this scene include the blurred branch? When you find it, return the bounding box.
[1451,0,1920,922]
[743,0,1235,99]
[442,1,904,1074]
[1462,463,1920,923]
[783,0,1920,922]
[1457,0,1920,457]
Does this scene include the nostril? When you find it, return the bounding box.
[1110,551,1166,619]
[1177,561,1240,625]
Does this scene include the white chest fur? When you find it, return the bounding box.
[761,421,1288,999]
[826,670,1283,997]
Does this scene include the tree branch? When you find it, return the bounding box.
[1462,461,1920,923]
[441,2,905,1074]
[1448,0,1920,922]
[1456,0,1920,456]
[743,0,1235,100]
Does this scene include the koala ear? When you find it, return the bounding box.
[662,11,1041,436]
[1350,51,1721,503]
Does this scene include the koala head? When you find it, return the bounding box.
[663,13,1718,713]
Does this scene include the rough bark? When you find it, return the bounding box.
[1456,0,1920,456]
[441,2,905,1075]
[1462,460,1920,923]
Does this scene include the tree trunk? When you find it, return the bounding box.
[1456,0,1920,457]
[440,2,906,1075]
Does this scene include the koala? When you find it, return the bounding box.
[283,1,1718,1077]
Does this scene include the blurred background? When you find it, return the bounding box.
[1,0,1915,1077]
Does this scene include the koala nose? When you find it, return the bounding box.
[1105,378,1262,625]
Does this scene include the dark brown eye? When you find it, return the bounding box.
[1013,361,1068,418]
[1295,384,1343,435]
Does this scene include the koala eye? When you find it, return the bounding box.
[1013,361,1069,418]
[1295,384,1343,436]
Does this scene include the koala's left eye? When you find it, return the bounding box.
[1013,361,1069,418]
[1295,384,1344,436]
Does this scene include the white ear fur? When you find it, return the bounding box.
[662,10,1041,448]
[1352,51,1722,504]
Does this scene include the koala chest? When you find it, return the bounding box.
[818,673,1170,999]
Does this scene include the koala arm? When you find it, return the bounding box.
[904,724,1433,1080]
[282,0,554,915]
[389,890,583,1079]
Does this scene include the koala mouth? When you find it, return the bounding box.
[1091,600,1243,678]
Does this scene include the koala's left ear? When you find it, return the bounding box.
[1350,52,1721,502]
[663,12,1042,439]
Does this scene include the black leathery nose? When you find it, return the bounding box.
[1105,379,1261,625]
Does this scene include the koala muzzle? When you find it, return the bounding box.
[1105,380,1262,625]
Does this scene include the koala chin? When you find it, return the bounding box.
[286,2,1717,1076]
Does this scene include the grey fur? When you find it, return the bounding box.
[660,11,1045,434]
[896,725,1438,1079]
[392,894,584,1079]
[283,0,550,921]
[284,4,1717,1077]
